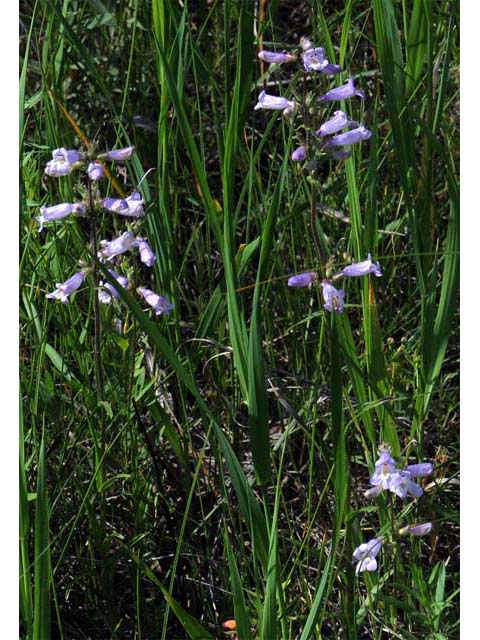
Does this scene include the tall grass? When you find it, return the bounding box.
[20,1,459,638]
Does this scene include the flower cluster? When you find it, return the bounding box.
[255,37,371,163]
[364,449,433,499]
[287,254,382,315]
[255,37,376,314]
[41,145,172,316]
[352,445,434,574]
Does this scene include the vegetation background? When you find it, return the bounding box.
[19,0,459,638]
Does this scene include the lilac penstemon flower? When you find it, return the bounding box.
[352,536,383,575]
[87,162,104,181]
[36,202,86,232]
[388,461,433,499]
[321,281,345,314]
[316,110,352,137]
[324,125,372,148]
[291,146,307,161]
[399,522,433,537]
[46,270,85,304]
[98,270,129,304]
[318,78,366,103]
[136,237,156,267]
[138,288,173,316]
[333,254,382,279]
[258,50,296,64]
[302,46,341,74]
[388,470,425,499]
[101,146,135,161]
[98,231,138,260]
[101,192,145,218]
[44,147,86,177]
[254,90,295,115]
[365,450,398,498]
[287,272,317,288]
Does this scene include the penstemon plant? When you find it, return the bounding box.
[255,34,438,628]
[40,142,173,527]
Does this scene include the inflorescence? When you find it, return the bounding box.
[255,37,435,579]
[254,38,379,314]
[40,145,172,315]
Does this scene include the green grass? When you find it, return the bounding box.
[20,1,459,638]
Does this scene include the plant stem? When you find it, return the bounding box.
[87,178,106,530]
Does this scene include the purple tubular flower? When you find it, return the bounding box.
[46,271,85,304]
[136,238,156,267]
[98,270,129,304]
[291,146,307,161]
[324,125,372,148]
[254,90,295,113]
[334,254,382,279]
[101,198,129,214]
[44,147,85,177]
[87,162,104,181]
[366,450,397,497]
[98,231,138,260]
[321,62,343,74]
[301,47,342,74]
[400,522,433,537]
[138,288,173,316]
[102,192,145,218]
[352,537,383,575]
[36,202,86,232]
[288,272,317,288]
[102,146,135,161]
[316,110,349,137]
[328,148,353,161]
[321,282,345,314]
[258,50,296,64]
[302,47,326,71]
[388,471,424,499]
[318,78,366,103]
[404,463,434,477]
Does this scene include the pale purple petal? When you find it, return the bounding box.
[37,202,85,231]
[364,485,383,498]
[46,270,85,304]
[99,269,129,303]
[44,147,85,177]
[258,50,296,64]
[353,537,383,574]
[288,272,317,288]
[138,288,173,316]
[324,125,372,148]
[318,78,366,103]
[101,197,130,214]
[334,254,382,278]
[102,146,135,161]
[254,90,295,112]
[320,62,342,74]
[98,231,138,260]
[291,146,307,161]
[321,282,345,313]
[388,472,424,499]
[136,238,156,267]
[403,463,433,477]
[316,111,349,137]
[302,47,327,72]
[101,192,145,218]
[401,522,433,536]
[87,162,104,181]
